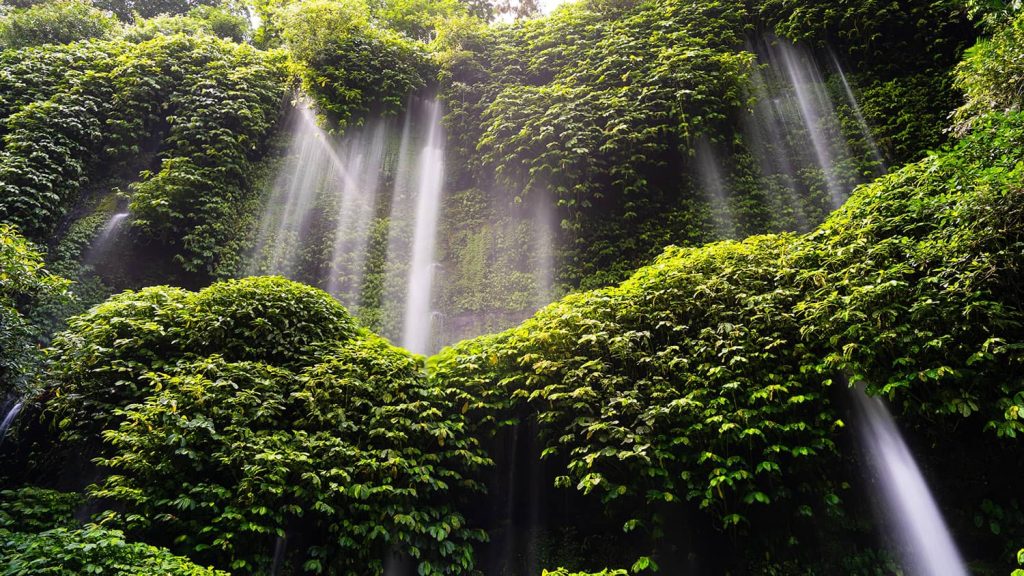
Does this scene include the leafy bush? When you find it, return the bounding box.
[0,487,80,532]
[0,525,229,575]
[0,224,70,394]
[281,0,433,128]
[0,486,223,575]
[432,109,1024,569]
[756,0,973,76]
[0,33,288,275]
[126,39,289,276]
[45,277,351,435]
[544,565,630,569]
[121,6,251,43]
[93,0,224,21]
[955,10,1024,133]
[42,277,488,574]
[0,0,119,50]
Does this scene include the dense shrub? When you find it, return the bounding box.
[0,0,119,50]
[544,565,630,569]
[280,0,434,129]
[0,486,80,532]
[45,277,349,436]
[1,525,229,575]
[954,10,1024,133]
[121,6,251,43]
[127,39,289,276]
[0,33,288,275]
[756,0,973,75]
[431,109,1024,570]
[0,486,224,575]
[94,0,224,21]
[0,224,69,394]
[41,277,488,574]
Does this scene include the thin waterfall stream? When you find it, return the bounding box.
[400,99,445,355]
[850,386,969,576]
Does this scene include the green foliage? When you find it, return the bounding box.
[127,39,289,276]
[93,0,225,22]
[0,486,224,575]
[0,0,119,50]
[281,0,433,129]
[121,6,251,42]
[45,276,355,436]
[0,487,81,532]
[432,108,1024,568]
[374,0,466,41]
[41,276,487,574]
[855,70,957,163]
[0,224,70,393]
[955,10,1024,133]
[432,0,977,296]
[0,525,229,575]
[544,565,630,569]
[0,33,288,275]
[756,0,973,75]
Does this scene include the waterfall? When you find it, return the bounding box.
[0,401,23,447]
[250,100,393,309]
[850,386,968,576]
[694,139,737,237]
[249,96,457,352]
[325,121,388,298]
[755,37,856,210]
[532,191,557,309]
[828,50,886,169]
[85,211,129,263]
[400,99,446,355]
[251,102,339,279]
[741,56,811,231]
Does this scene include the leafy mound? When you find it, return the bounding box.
[0,0,118,50]
[46,277,355,437]
[0,223,69,394]
[40,277,487,575]
[432,110,1024,571]
[0,486,226,576]
[0,33,288,276]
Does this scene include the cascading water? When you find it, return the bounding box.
[250,102,341,280]
[85,211,129,263]
[249,100,396,310]
[775,41,853,209]
[400,99,446,355]
[250,96,463,353]
[828,50,886,169]
[693,139,737,237]
[531,192,557,310]
[741,58,812,231]
[324,121,388,297]
[754,37,857,210]
[850,386,969,576]
[0,401,23,447]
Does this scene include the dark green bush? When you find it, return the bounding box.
[431,109,1024,570]
[281,0,434,128]
[0,486,80,532]
[1,525,229,575]
[41,277,488,574]
[0,224,70,394]
[93,341,486,574]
